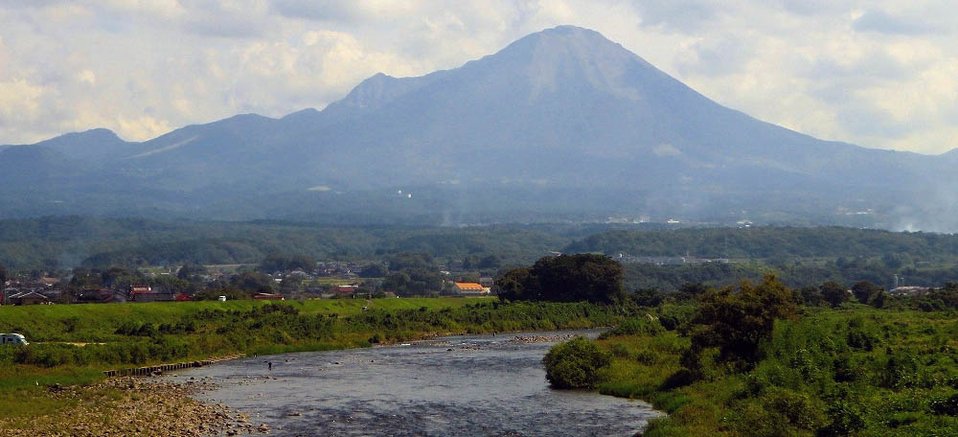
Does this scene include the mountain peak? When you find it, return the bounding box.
[4,26,952,230]
[37,128,126,148]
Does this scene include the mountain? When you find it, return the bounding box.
[1,26,956,229]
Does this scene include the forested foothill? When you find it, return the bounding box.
[4,218,958,302]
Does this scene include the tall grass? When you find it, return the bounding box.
[593,306,958,436]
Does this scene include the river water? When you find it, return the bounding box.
[174,331,661,436]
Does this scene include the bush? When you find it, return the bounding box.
[929,393,958,416]
[763,387,826,430]
[599,316,664,339]
[543,337,611,389]
[821,399,867,436]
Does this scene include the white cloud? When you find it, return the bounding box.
[0,0,955,154]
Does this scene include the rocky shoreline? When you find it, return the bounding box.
[0,376,263,436]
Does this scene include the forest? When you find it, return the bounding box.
[4,217,958,295]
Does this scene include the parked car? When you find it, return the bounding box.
[0,333,29,345]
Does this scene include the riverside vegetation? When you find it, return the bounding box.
[0,297,628,434]
[543,276,958,436]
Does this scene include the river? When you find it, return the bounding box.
[172,331,662,436]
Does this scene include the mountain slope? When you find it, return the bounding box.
[0,26,954,229]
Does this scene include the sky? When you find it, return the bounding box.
[0,0,955,154]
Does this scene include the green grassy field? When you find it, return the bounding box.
[0,297,482,342]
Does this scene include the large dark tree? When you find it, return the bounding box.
[230,271,275,293]
[686,274,798,368]
[495,267,533,301]
[496,254,624,303]
[259,254,316,273]
[820,281,849,308]
[851,280,883,304]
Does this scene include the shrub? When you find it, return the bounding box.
[763,387,826,430]
[881,352,921,389]
[821,399,867,436]
[929,393,958,416]
[635,349,657,365]
[609,343,631,358]
[599,316,664,339]
[543,337,611,389]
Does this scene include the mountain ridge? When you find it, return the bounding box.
[1,25,955,230]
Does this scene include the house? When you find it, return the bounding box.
[129,285,176,302]
[75,289,121,304]
[333,284,359,296]
[889,286,931,296]
[453,282,490,296]
[130,285,152,294]
[253,292,285,301]
[6,290,51,305]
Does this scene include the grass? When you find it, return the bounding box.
[592,305,958,436]
[0,297,487,342]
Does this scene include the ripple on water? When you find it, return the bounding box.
[176,331,662,436]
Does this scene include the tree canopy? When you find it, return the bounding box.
[496,254,624,304]
[686,274,798,368]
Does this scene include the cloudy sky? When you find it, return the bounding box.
[1,1,955,154]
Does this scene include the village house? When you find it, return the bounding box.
[74,288,124,304]
[253,292,285,301]
[333,284,359,296]
[129,285,177,302]
[452,282,490,296]
[6,290,51,305]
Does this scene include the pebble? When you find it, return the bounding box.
[0,376,241,436]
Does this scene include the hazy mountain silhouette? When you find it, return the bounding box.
[1,26,954,229]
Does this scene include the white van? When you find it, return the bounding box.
[0,333,29,346]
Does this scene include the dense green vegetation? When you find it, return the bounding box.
[574,227,958,290]
[497,254,625,303]
[542,336,611,389]
[545,283,958,436]
[0,216,582,270]
[5,218,958,296]
[567,227,958,260]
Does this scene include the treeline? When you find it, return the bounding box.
[0,216,574,270]
[6,218,958,294]
[621,256,958,291]
[566,226,958,260]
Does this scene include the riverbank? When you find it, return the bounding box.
[0,299,632,434]
[0,376,248,436]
